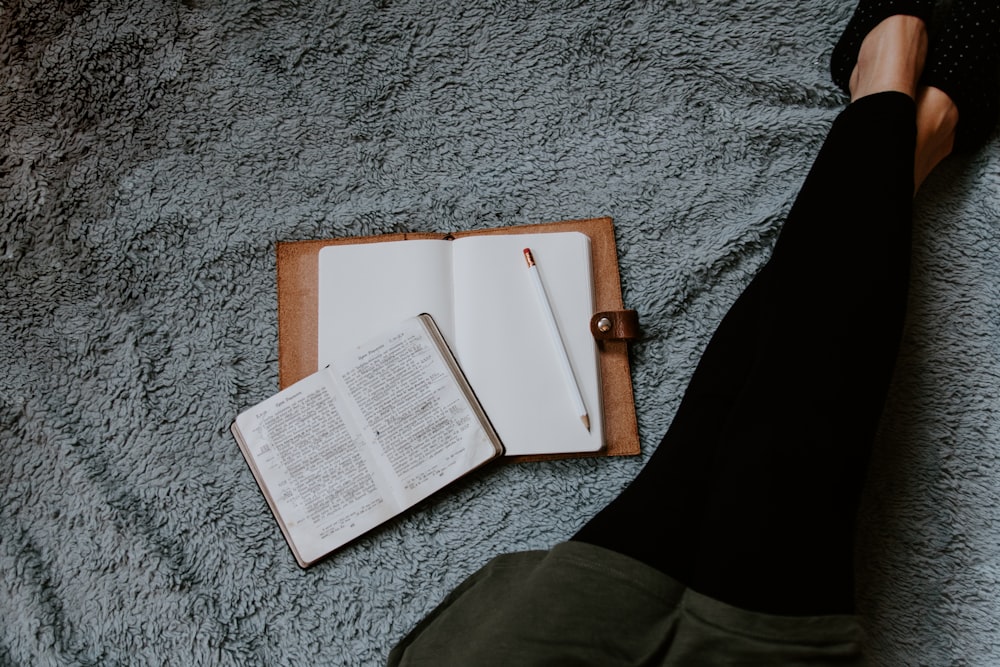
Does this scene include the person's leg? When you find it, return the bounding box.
[574,14,934,616]
[574,91,918,616]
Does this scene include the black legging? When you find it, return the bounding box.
[573,91,917,617]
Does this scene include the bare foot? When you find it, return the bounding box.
[849,15,928,101]
[914,86,960,192]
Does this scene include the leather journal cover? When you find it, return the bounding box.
[275,216,640,460]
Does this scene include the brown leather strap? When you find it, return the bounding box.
[590,310,640,341]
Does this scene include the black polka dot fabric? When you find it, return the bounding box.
[923,0,1000,151]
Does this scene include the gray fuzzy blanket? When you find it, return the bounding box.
[3,0,999,664]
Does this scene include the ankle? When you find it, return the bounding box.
[850,15,928,101]
[830,0,937,96]
[914,86,960,190]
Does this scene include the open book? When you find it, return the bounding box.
[231,314,504,567]
[276,217,641,460]
[317,231,602,457]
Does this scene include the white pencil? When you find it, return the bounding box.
[523,247,591,431]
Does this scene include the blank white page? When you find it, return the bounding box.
[317,240,455,367]
[452,232,601,456]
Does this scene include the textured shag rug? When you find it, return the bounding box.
[3,0,999,664]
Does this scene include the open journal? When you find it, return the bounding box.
[275,217,641,460]
[231,314,504,567]
[317,231,602,457]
